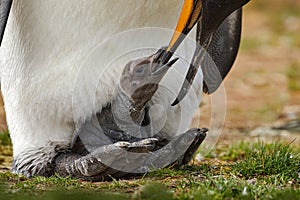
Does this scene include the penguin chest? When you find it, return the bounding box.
[0,0,184,123]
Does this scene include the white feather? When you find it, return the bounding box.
[0,0,202,161]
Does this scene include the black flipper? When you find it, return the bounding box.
[0,0,12,46]
[202,9,243,93]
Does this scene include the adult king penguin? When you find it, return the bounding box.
[0,0,250,179]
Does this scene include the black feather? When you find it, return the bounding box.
[0,0,12,46]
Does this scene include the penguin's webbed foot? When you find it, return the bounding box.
[54,128,207,181]
[172,128,208,167]
[53,138,158,181]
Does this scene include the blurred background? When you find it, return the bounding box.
[194,0,300,145]
[0,0,299,144]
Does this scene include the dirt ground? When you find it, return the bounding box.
[0,0,299,146]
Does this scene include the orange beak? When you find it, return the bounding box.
[167,0,202,53]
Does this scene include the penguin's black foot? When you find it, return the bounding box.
[126,128,208,175]
[53,138,160,181]
[173,128,208,167]
[53,128,207,181]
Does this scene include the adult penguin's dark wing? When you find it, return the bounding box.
[0,0,12,46]
[202,8,243,94]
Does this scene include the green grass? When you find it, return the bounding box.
[232,142,300,185]
[0,130,12,146]
[0,130,12,165]
[0,141,299,200]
